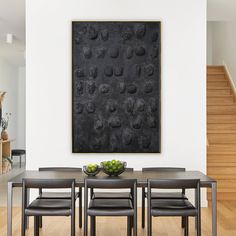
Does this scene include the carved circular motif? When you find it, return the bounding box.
[114,67,123,76]
[109,117,121,128]
[89,66,98,79]
[135,24,146,38]
[121,26,133,40]
[151,32,159,42]
[99,84,110,94]
[109,47,119,58]
[119,82,126,94]
[145,64,154,76]
[126,47,134,59]
[86,102,96,113]
[96,47,106,58]
[104,66,113,77]
[83,47,92,59]
[88,26,98,40]
[144,82,153,93]
[101,29,109,41]
[127,84,137,94]
[135,46,145,56]
[87,81,96,94]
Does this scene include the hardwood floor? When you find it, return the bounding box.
[1,202,236,235]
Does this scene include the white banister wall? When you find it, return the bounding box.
[26,0,207,205]
[208,21,236,85]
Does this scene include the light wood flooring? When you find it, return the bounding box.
[1,202,236,235]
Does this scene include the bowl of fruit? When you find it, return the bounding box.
[83,163,100,176]
[100,160,127,176]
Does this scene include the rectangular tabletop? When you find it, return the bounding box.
[9,170,215,187]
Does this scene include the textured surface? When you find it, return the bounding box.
[72,22,161,153]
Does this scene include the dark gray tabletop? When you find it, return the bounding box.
[9,170,216,188]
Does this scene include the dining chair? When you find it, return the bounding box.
[141,167,187,228]
[147,179,201,236]
[22,178,76,236]
[38,167,82,228]
[91,168,134,200]
[84,178,137,236]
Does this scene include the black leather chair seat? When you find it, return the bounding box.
[151,199,197,217]
[25,199,72,216]
[92,192,132,199]
[38,191,80,199]
[145,192,187,199]
[12,149,26,155]
[88,199,134,216]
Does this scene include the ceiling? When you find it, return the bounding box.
[208,0,236,21]
[0,0,25,66]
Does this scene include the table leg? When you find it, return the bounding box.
[195,188,197,229]
[7,182,13,236]
[25,189,30,229]
[212,182,217,236]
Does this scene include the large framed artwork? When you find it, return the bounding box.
[72,21,161,153]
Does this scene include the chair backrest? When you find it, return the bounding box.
[38,167,82,172]
[142,167,185,172]
[124,167,134,172]
[147,178,201,216]
[148,179,199,189]
[84,178,137,212]
[22,178,75,211]
[23,178,75,189]
[85,178,136,189]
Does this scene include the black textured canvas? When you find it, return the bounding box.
[72,21,161,153]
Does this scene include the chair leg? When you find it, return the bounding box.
[133,214,137,236]
[197,215,201,236]
[127,217,132,236]
[84,212,88,236]
[184,216,189,236]
[142,187,145,228]
[21,212,26,236]
[19,155,22,168]
[147,215,152,236]
[79,187,82,228]
[181,216,185,228]
[130,216,133,228]
[71,213,75,236]
[39,216,42,228]
[90,216,96,236]
[34,216,39,236]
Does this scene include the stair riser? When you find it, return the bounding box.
[208,106,236,115]
[207,124,236,133]
[208,134,236,144]
[207,81,229,86]
[208,166,236,175]
[208,90,231,97]
[208,192,236,200]
[207,97,234,105]
[208,154,236,163]
[208,115,236,124]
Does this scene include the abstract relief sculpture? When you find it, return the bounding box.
[72,22,161,153]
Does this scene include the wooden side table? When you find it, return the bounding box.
[0,139,14,174]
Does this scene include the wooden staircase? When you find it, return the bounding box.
[207,65,236,200]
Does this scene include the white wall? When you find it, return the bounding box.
[0,57,18,148]
[26,0,206,201]
[17,66,26,149]
[207,0,236,21]
[209,21,236,84]
[207,22,213,65]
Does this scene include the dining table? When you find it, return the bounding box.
[7,170,217,236]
